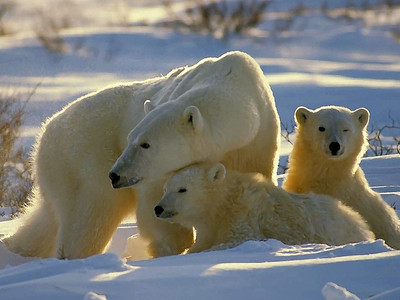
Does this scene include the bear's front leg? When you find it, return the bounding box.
[136,180,194,257]
[54,186,136,259]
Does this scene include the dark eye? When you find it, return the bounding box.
[140,142,150,149]
[318,126,325,132]
[178,188,187,193]
[343,129,349,132]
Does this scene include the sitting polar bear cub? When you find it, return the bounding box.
[155,163,374,253]
[283,105,400,249]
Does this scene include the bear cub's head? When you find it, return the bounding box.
[295,106,370,160]
[155,163,226,228]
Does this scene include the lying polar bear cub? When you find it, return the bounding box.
[154,163,374,253]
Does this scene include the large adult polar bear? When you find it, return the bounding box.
[110,51,280,257]
[3,51,280,259]
[3,77,169,259]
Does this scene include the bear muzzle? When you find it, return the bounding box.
[154,205,177,219]
[327,141,345,158]
[109,172,142,188]
[329,142,341,155]
[154,205,164,217]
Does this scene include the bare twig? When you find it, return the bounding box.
[0,86,38,217]
[280,121,296,146]
[278,112,400,173]
[367,112,400,156]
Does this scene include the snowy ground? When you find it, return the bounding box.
[0,155,399,299]
[0,0,400,299]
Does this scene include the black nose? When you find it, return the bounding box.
[154,205,164,217]
[109,172,120,187]
[329,142,341,155]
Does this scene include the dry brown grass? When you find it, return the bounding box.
[0,1,14,36]
[0,88,36,216]
[34,10,70,55]
[368,113,400,156]
[162,0,271,39]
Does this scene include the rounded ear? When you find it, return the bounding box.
[183,106,203,134]
[144,100,156,115]
[295,106,312,125]
[353,107,370,128]
[207,163,226,183]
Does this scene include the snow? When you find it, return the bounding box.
[1,238,400,299]
[322,282,360,300]
[1,0,400,299]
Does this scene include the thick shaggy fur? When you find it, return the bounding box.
[155,163,374,253]
[3,51,280,259]
[110,51,280,257]
[2,79,165,258]
[283,105,400,249]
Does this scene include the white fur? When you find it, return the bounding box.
[155,163,374,253]
[283,105,400,249]
[2,76,173,258]
[110,51,280,257]
[3,51,280,259]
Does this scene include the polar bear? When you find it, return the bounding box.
[154,163,374,253]
[283,105,400,249]
[2,76,173,259]
[109,51,280,257]
[3,51,280,259]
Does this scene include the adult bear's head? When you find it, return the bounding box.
[109,51,265,189]
[109,99,220,189]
